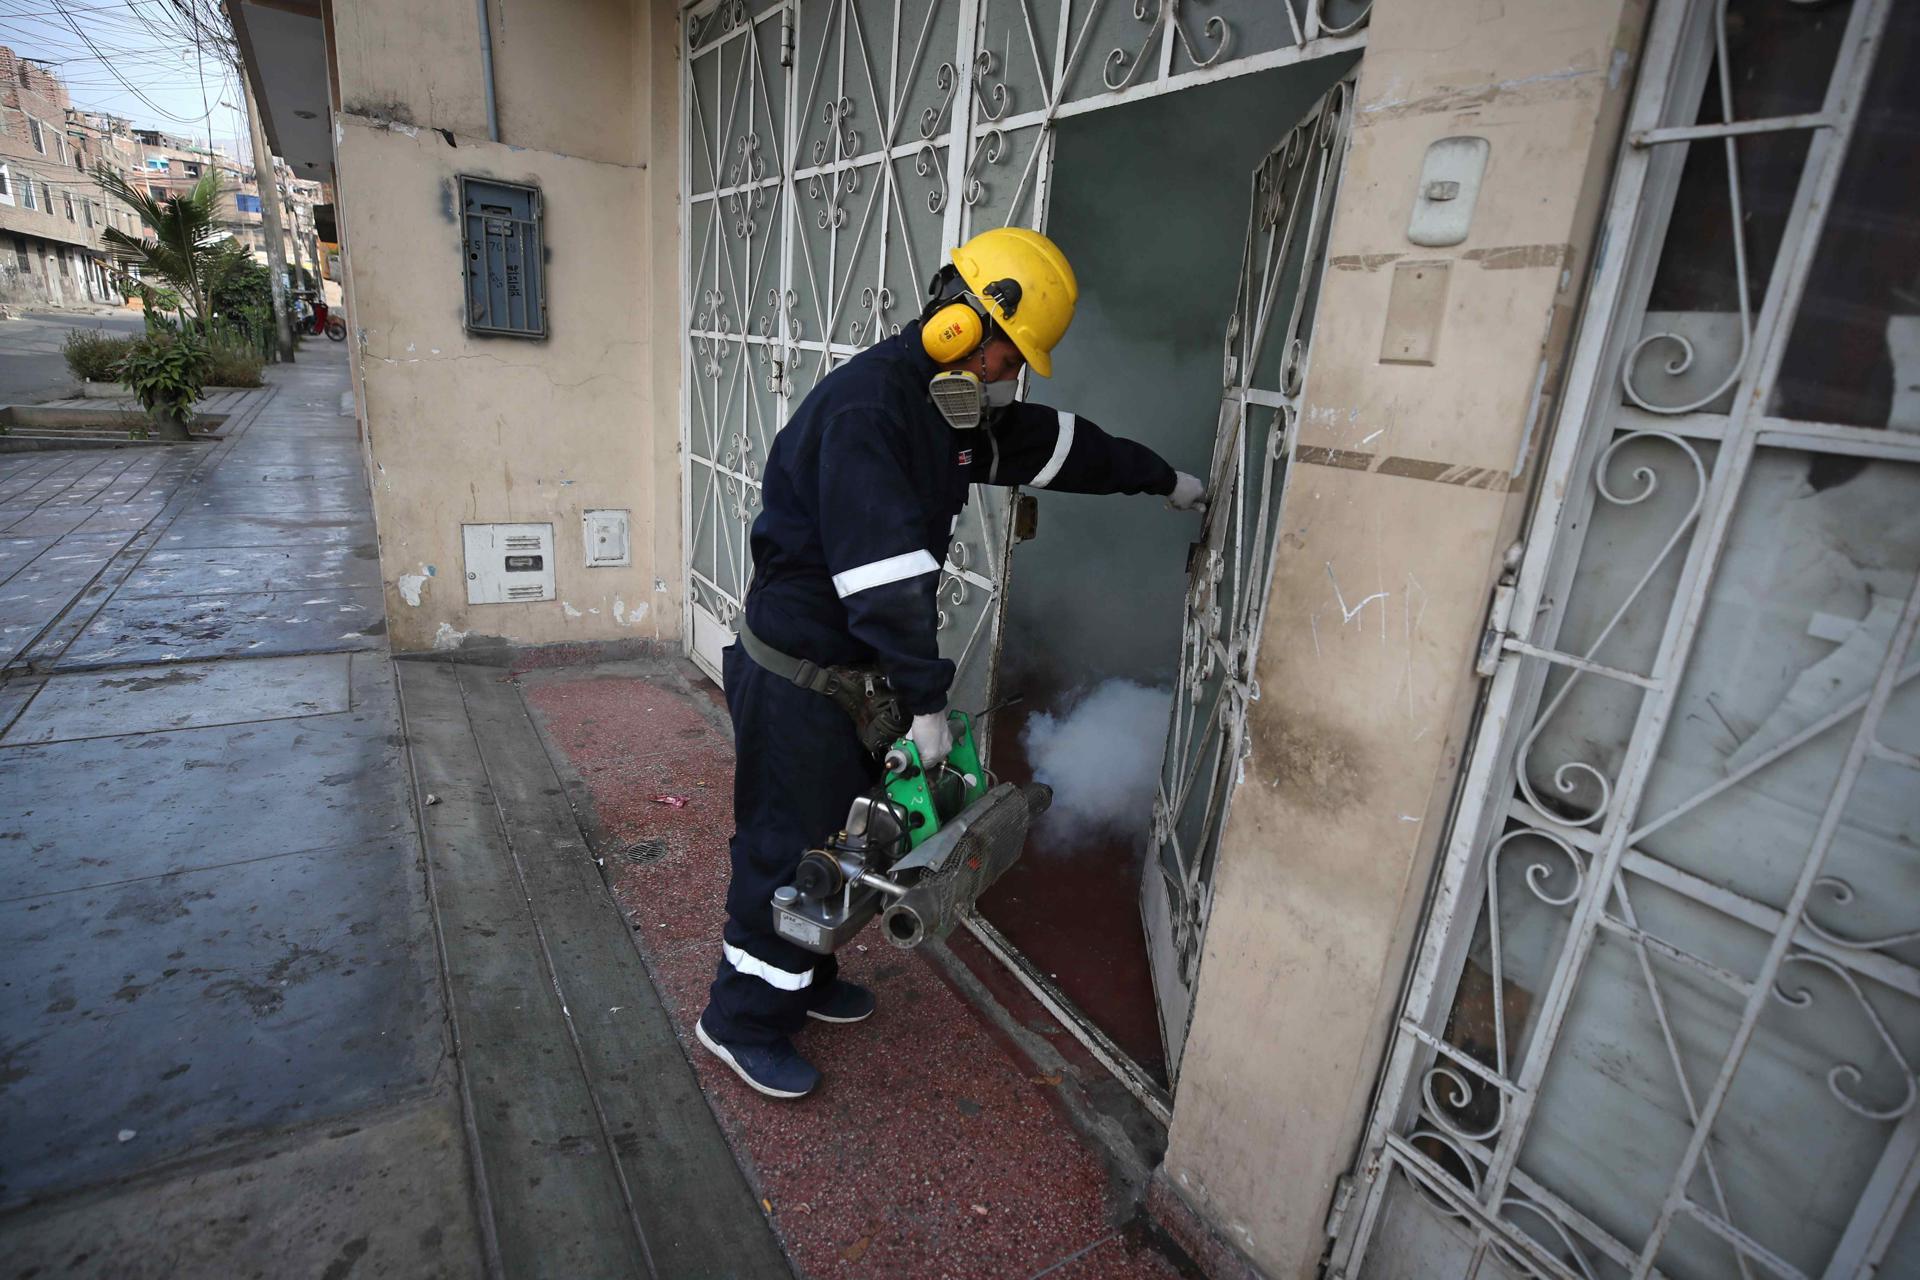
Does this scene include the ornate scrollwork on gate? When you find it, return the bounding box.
[726,134,766,237]
[972,50,1010,122]
[1516,430,1705,829]
[1774,951,1918,1122]
[963,129,1005,207]
[693,289,734,378]
[849,286,896,346]
[688,0,747,50]
[916,144,948,214]
[1804,877,1920,956]
[1105,0,1232,91]
[936,539,973,631]
[921,63,957,139]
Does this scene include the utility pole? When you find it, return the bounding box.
[240,73,295,362]
[285,190,309,290]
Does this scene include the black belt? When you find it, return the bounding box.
[735,618,833,694]
[735,619,909,757]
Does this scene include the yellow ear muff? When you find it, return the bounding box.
[921,301,985,363]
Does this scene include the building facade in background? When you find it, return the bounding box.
[0,45,332,313]
[134,126,325,282]
[237,1,1920,1276]
[0,47,122,308]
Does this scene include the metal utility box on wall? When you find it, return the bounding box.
[582,509,631,567]
[463,523,555,604]
[460,176,547,338]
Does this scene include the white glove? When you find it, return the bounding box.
[911,712,953,768]
[1168,471,1208,513]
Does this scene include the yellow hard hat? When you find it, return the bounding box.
[950,227,1077,377]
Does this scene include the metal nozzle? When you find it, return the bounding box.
[879,781,1051,949]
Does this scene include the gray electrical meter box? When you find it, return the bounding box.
[460,176,547,338]
[463,522,555,604]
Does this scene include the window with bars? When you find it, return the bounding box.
[0,165,11,202]
[28,118,43,153]
[62,193,74,220]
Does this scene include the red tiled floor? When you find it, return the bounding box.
[521,662,1184,1280]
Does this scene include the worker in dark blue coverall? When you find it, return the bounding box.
[696,227,1208,1098]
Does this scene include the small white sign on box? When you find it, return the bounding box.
[463,522,555,604]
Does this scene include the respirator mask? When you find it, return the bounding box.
[927,370,1018,430]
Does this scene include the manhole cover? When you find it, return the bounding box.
[620,838,670,864]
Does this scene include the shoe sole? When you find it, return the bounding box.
[695,1018,815,1099]
[806,1006,873,1024]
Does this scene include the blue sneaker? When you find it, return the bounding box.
[807,979,876,1024]
[696,1011,821,1099]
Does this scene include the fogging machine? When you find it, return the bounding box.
[771,710,1050,953]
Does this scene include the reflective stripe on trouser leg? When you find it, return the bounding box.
[704,641,871,1046]
[722,941,813,990]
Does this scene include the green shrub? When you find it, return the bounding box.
[208,242,273,321]
[64,328,133,382]
[203,333,265,387]
[117,329,209,433]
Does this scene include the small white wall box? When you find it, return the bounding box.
[1407,136,1490,248]
[583,509,631,568]
[463,522,556,604]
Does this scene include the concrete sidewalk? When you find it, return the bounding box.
[0,343,477,1276]
[1,341,789,1278]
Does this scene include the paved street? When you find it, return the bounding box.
[0,309,145,405]
[0,332,784,1276]
[0,342,480,1276]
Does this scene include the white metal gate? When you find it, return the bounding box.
[680,0,1373,715]
[1142,75,1353,1081]
[1333,1,1920,1277]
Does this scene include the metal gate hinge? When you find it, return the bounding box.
[767,357,788,396]
[779,6,794,66]
[1474,541,1525,678]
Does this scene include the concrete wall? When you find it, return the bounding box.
[1156,1,1647,1275]
[329,0,681,653]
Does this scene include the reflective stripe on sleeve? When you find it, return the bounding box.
[723,941,815,990]
[1029,411,1076,489]
[831,549,942,598]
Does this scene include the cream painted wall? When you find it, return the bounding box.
[1157,1,1648,1275]
[328,0,681,654]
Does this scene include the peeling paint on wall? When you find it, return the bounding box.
[396,564,433,606]
[432,622,469,651]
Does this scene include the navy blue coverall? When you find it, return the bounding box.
[706,322,1178,1045]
